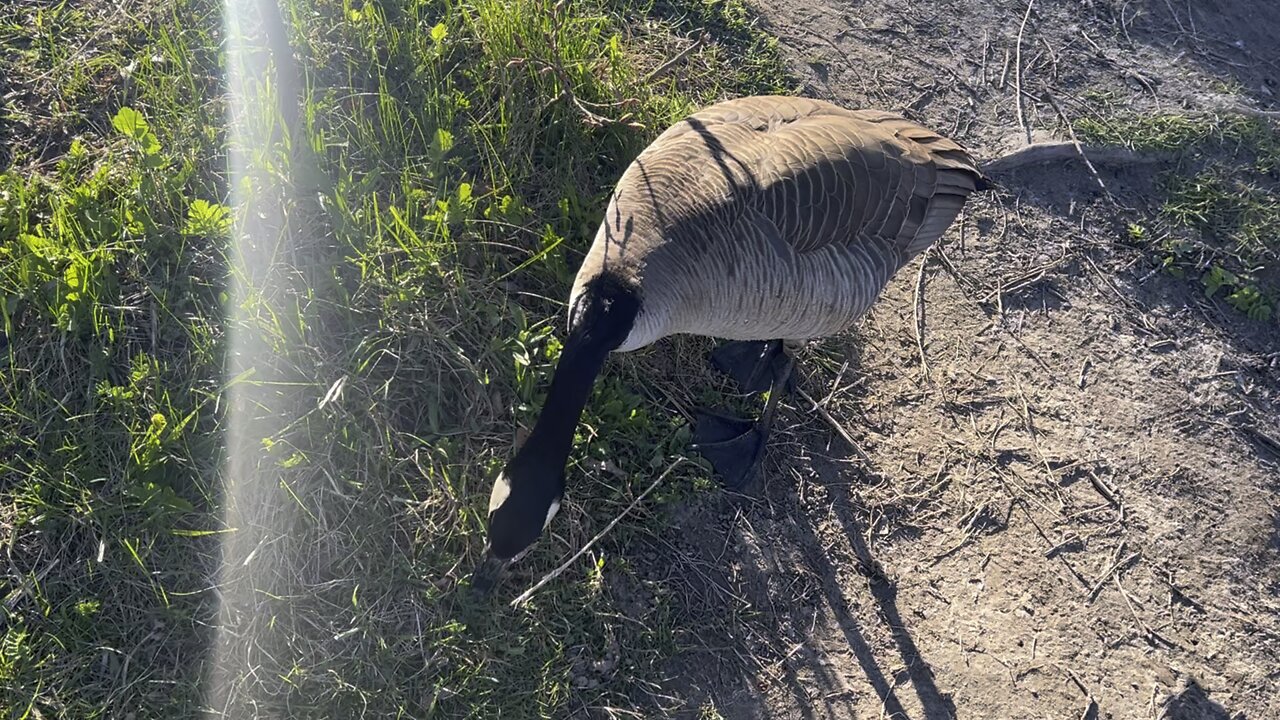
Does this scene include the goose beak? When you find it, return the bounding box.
[470,551,509,597]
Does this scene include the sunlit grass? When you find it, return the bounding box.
[1,0,790,715]
[1076,107,1280,323]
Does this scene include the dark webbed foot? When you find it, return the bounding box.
[692,341,795,490]
[691,410,770,491]
[709,340,794,395]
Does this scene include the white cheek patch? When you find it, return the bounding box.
[542,498,561,530]
[488,473,512,514]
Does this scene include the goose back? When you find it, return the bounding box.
[569,96,985,351]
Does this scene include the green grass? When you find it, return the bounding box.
[0,0,791,716]
[1075,107,1280,323]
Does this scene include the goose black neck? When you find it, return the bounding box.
[511,275,640,474]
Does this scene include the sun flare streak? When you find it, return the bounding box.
[207,0,306,715]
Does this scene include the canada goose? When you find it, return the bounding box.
[472,95,989,592]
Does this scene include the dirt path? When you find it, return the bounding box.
[622,2,1280,718]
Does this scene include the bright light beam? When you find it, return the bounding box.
[207,0,307,715]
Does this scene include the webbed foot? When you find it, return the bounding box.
[691,410,770,491]
[692,342,796,491]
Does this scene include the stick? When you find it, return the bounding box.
[1064,667,1091,698]
[1087,551,1141,602]
[1115,575,1178,648]
[1044,93,1112,200]
[1220,103,1280,121]
[1014,0,1036,145]
[913,250,932,383]
[796,387,878,471]
[4,559,60,610]
[509,458,685,607]
[643,33,709,83]
[1161,0,1186,34]
[1086,471,1122,512]
[1077,357,1091,389]
[1016,501,1091,590]
[1061,664,1099,719]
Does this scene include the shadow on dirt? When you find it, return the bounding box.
[1132,0,1280,109]
[816,481,958,720]
[1160,679,1243,720]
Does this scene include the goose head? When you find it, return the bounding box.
[471,274,640,595]
[472,442,567,594]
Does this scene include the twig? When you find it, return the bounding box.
[913,250,932,383]
[4,559,60,610]
[1061,665,1100,719]
[1044,536,1082,558]
[1087,551,1141,602]
[1064,667,1092,698]
[643,33,709,83]
[1014,0,1036,145]
[530,5,645,129]
[1115,575,1178,648]
[1013,381,1061,495]
[796,387,878,471]
[1220,103,1280,121]
[978,250,1069,303]
[1086,471,1123,517]
[1016,501,1091,590]
[1161,0,1186,34]
[1044,93,1114,201]
[1181,96,1280,122]
[509,458,685,607]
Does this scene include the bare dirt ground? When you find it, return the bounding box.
[607,1,1280,718]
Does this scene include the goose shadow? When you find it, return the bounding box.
[786,343,955,720]
[627,445,959,718]
[786,456,959,720]
[619,489,862,720]
[618,335,957,718]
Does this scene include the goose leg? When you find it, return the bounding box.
[691,343,795,490]
[709,340,792,395]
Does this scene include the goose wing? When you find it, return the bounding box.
[655,97,985,260]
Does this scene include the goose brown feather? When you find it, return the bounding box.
[568,95,986,351]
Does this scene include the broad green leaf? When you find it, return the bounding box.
[434,128,453,153]
[139,131,161,156]
[183,199,232,236]
[112,106,149,141]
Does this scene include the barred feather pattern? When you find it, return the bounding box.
[568,96,985,352]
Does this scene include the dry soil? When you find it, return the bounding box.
[607,1,1280,718]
